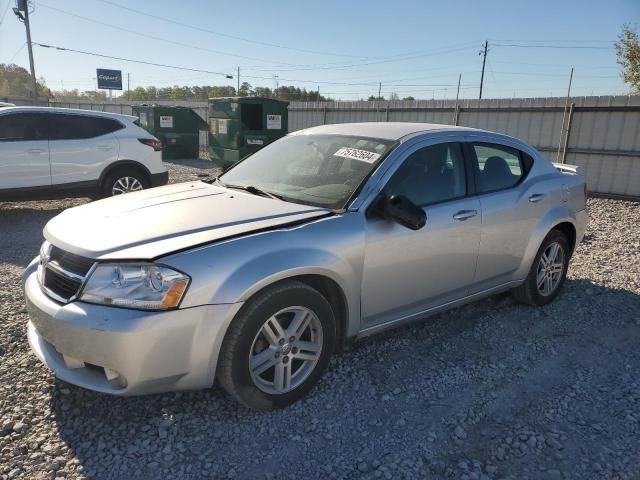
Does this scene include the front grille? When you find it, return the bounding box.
[49,246,94,276]
[43,268,83,300]
[41,246,95,303]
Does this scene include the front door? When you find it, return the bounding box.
[361,142,481,327]
[0,112,51,190]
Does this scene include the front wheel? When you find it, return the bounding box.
[217,280,335,411]
[512,229,570,306]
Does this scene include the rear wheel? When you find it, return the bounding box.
[512,229,570,306]
[218,280,335,411]
[102,168,149,197]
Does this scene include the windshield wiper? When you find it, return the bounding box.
[222,183,285,201]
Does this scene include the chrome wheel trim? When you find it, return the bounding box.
[111,176,144,195]
[536,241,565,296]
[249,306,323,395]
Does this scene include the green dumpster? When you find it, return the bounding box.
[132,105,208,160]
[208,97,289,165]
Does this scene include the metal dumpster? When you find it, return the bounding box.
[208,97,288,165]
[132,105,208,160]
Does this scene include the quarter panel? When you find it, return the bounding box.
[513,204,580,281]
[115,124,164,174]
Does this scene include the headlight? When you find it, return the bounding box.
[79,263,190,310]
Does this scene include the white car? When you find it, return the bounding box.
[0,106,168,200]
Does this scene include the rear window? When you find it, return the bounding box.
[49,114,123,140]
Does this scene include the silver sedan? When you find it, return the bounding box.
[23,122,587,410]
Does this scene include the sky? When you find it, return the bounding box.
[0,0,638,101]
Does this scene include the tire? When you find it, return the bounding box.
[218,280,336,411]
[101,168,150,197]
[512,229,570,306]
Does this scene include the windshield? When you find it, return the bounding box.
[219,134,395,209]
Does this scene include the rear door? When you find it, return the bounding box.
[465,142,543,292]
[0,112,51,189]
[48,114,121,186]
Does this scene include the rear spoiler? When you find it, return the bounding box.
[553,162,580,175]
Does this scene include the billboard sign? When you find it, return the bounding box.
[96,69,122,90]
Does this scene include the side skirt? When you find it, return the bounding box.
[0,180,99,201]
[356,280,523,339]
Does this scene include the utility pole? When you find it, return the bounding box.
[556,67,574,163]
[237,66,240,94]
[378,81,382,100]
[479,40,488,100]
[452,73,461,125]
[14,0,37,100]
[127,73,130,100]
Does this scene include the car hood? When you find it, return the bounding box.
[44,181,331,260]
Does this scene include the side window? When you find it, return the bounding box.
[94,118,124,136]
[50,114,122,140]
[0,113,48,141]
[386,143,466,206]
[472,143,524,193]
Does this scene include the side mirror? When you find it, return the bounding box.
[380,195,426,230]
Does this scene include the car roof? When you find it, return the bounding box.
[292,122,483,141]
[0,105,137,122]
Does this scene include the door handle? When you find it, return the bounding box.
[453,209,478,221]
[97,145,113,151]
[528,193,546,203]
[26,149,45,154]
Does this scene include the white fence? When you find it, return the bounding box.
[6,95,640,197]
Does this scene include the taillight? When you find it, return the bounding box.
[138,138,162,151]
[583,183,588,198]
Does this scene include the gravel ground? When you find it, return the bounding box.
[1,161,639,480]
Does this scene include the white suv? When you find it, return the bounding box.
[0,106,168,200]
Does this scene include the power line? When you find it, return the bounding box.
[490,70,618,79]
[238,43,479,72]
[33,43,234,77]
[35,2,304,66]
[36,2,481,75]
[38,40,616,94]
[492,43,614,50]
[92,0,373,60]
[490,60,618,70]
[34,42,466,88]
[490,38,615,44]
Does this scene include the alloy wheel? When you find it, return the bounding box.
[249,306,323,394]
[111,176,144,195]
[536,241,565,296]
